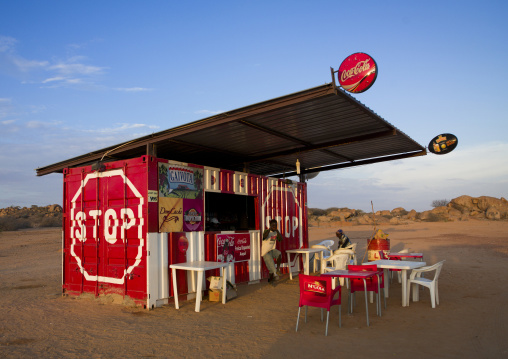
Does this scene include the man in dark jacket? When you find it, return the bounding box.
[336,229,351,249]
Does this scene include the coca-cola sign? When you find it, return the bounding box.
[338,52,378,93]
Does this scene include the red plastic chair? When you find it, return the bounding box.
[296,274,342,336]
[380,250,404,283]
[348,264,386,315]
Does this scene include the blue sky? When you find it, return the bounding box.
[1,1,507,212]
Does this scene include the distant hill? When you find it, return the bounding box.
[0,204,62,231]
[1,195,507,232]
[308,195,508,226]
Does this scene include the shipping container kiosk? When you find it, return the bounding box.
[37,83,426,309]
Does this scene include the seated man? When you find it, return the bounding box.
[262,219,283,282]
[336,229,351,249]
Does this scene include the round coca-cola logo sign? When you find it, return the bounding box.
[338,52,378,93]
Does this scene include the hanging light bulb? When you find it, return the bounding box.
[296,159,300,175]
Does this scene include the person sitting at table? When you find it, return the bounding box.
[262,219,283,283]
[336,229,351,249]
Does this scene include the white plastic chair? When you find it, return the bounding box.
[323,253,351,288]
[333,248,356,264]
[348,242,358,262]
[406,260,445,308]
[311,240,335,273]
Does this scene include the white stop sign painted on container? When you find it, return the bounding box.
[69,169,144,285]
[262,183,303,248]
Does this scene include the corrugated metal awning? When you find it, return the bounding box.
[36,83,426,177]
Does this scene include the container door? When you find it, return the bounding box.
[63,157,148,303]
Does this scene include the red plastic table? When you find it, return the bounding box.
[387,252,423,261]
[323,269,381,326]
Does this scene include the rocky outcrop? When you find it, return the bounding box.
[0,205,63,231]
[449,195,508,219]
[308,195,508,226]
[0,204,62,218]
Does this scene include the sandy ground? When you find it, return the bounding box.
[1,221,507,358]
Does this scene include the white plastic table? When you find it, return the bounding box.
[170,261,231,312]
[365,260,426,307]
[286,248,324,280]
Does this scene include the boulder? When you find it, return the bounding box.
[431,206,449,215]
[407,209,418,220]
[446,208,462,221]
[450,195,478,211]
[357,215,374,225]
[329,209,354,221]
[478,196,508,218]
[391,207,406,216]
[469,210,485,218]
[418,211,430,221]
[48,204,63,212]
[389,217,400,224]
[485,207,501,220]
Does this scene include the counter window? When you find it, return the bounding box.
[205,192,257,231]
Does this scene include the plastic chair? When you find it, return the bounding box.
[406,260,445,308]
[296,274,342,336]
[334,247,357,266]
[316,239,335,256]
[348,264,386,315]
[386,248,409,283]
[323,252,351,287]
[347,243,358,264]
[311,240,334,272]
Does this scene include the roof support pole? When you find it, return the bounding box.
[147,143,157,157]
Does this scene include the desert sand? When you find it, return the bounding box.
[1,221,507,358]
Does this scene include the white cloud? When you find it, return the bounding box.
[48,62,105,75]
[11,57,49,72]
[1,119,15,125]
[82,122,159,134]
[0,35,16,52]
[25,120,46,129]
[1,36,150,92]
[0,36,106,88]
[115,87,153,92]
[195,109,223,115]
[41,76,66,83]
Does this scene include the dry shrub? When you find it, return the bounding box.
[308,208,327,216]
[39,216,62,228]
[0,216,32,231]
[431,199,449,208]
[425,213,446,222]
[0,211,62,231]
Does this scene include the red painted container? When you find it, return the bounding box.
[61,155,308,309]
[62,156,149,302]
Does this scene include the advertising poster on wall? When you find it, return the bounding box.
[158,163,204,232]
[216,233,251,263]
